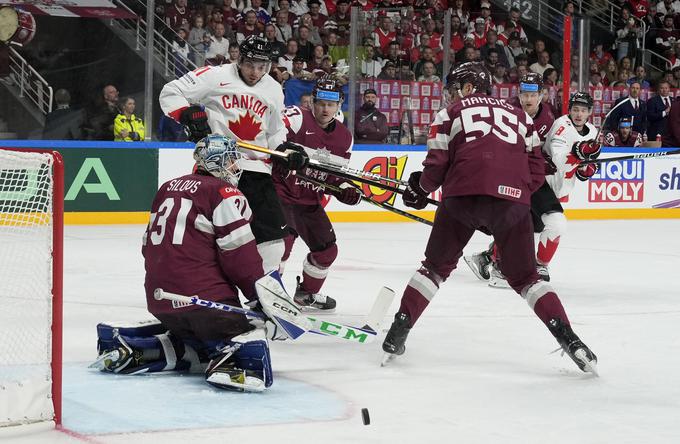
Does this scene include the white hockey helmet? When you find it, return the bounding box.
[193,135,244,186]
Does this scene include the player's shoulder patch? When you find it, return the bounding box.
[219,186,243,199]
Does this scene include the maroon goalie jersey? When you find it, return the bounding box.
[507,97,555,143]
[273,106,354,205]
[142,173,264,315]
[421,94,544,205]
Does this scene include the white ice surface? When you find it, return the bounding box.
[3,219,680,444]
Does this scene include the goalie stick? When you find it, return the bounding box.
[236,140,440,207]
[298,173,434,226]
[154,287,395,344]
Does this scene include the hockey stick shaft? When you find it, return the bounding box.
[595,97,630,142]
[299,174,434,226]
[236,140,439,206]
[154,289,381,344]
[580,148,680,165]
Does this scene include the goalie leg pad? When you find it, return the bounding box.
[256,271,313,339]
[205,328,272,392]
[94,321,199,374]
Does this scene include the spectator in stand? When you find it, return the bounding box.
[528,39,546,66]
[452,0,470,29]
[205,23,230,65]
[206,8,224,36]
[236,10,263,44]
[299,93,313,110]
[450,15,466,53]
[616,9,641,60]
[113,97,145,142]
[377,61,399,80]
[629,65,651,88]
[529,51,554,77]
[417,61,441,82]
[419,17,443,49]
[602,58,619,85]
[355,88,388,143]
[515,64,529,82]
[467,18,488,49]
[475,3,497,35]
[306,0,327,30]
[458,42,478,63]
[269,58,290,84]
[373,15,397,56]
[610,81,647,133]
[326,31,349,66]
[413,47,442,79]
[661,69,676,87]
[225,45,240,64]
[297,13,323,46]
[165,0,191,32]
[498,7,528,44]
[84,84,119,141]
[274,9,294,42]
[543,67,559,87]
[604,117,643,146]
[590,71,604,87]
[657,0,680,16]
[383,40,408,69]
[590,42,614,67]
[296,25,316,61]
[671,66,680,87]
[172,27,192,76]
[264,24,287,61]
[647,80,674,140]
[497,21,516,46]
[43,89,82,140]
[361,44,383,78]
[308,44,326,70]
[290,56,316,80]
[492,63,507,84]
[242,0,271,25]
[504,32,527,68]
[485,49,501,72]
[400,65,416,81]
[662,96,680,145]
[279,38,299,72]
[480,30,509,68]
[619,56,633,72]
[188,15,209,58]
[611,69,632,86]
[655,15,680,54]
[325,0,350,44]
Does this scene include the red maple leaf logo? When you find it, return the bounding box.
[564,153,581,179]
[228,112,262,141]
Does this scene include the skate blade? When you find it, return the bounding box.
[574,349,599,377]
[488,279,511,289]
[463,256,489,281]
[297,306,336,314]
[380,353,397,367]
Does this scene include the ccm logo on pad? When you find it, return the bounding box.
[498,185,522,199]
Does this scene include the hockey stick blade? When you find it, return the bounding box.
[154,289,378,344]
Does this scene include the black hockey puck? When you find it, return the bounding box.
[361,408,370,425]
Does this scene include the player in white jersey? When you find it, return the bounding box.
[535,92,601,278]
[159,36,309,273]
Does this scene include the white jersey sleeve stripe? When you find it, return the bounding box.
[216,224,256,251]
[194,214,214,234]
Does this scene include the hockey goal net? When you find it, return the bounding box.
[0,148,63,427]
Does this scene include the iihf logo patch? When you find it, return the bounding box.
[498,185,522,199]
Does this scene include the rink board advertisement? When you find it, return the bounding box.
[2,141,680,223]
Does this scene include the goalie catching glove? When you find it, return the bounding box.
[571,139,601,161]
[275,141,310,171]
[402,171,429,210]
[180,105,212,142]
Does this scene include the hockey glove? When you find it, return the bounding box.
[275,141,310,171]
[575,163,599,181]
[179,105,211,142]
[543,153,558,175]
[571,139,601,161]
[402,171,428,210]
[330,181,363,206]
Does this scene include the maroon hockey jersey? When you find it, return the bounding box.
[143,173,264,314]
[604,130,642,147]
[420,94,544,205]
[274,106,354,205]
[507,97,555,142]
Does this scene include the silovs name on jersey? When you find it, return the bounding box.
[588,160,644,202]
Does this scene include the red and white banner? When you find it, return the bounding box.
[0,1,136,18]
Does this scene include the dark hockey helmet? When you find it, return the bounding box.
[312,76,344,102]
[519,72,543,93]
[618,116,633,128]
[569,91,594,110]
[445,62,492,96]
[239,35,271,63]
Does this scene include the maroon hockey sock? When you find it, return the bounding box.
[533,292,570,327]
[300,245,337,294]
[398,270,440,327]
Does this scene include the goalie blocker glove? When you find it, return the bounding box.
[275,141,310,171]
[180,105,212,142]
[330,181,362,206]
[571,139,601,161]
[575,163,599,181]
[402,171,429,210]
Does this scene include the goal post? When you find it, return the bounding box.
[0,148,63,428]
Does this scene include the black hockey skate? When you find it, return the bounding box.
[381,312,411,366]
[293,276,336,312]
[548,318,598,375]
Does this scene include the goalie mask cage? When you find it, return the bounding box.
[0,148,63,428]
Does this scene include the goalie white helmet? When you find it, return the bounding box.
[193,135,245,186]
